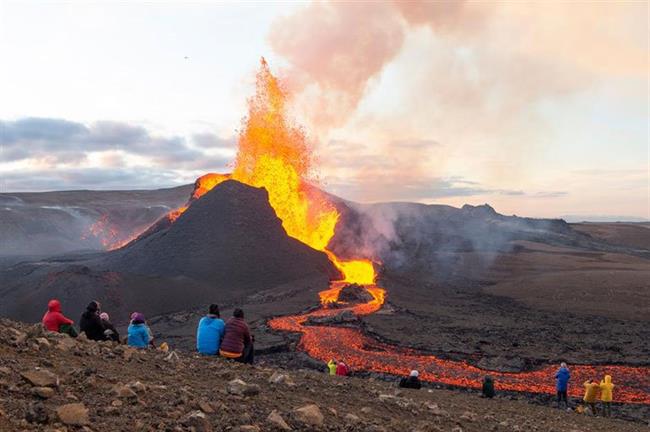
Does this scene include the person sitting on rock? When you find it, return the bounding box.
[127,312,150,348]
[599,375,614,417]
[327,359,337,375]
[336,360,350,377]
[481,375,495,398]
[196,304,225,355]
[583,379,600,415]
[555,362,571,409]
[100,312,120,342]
[42,299,77,337]
[79,301,107,341]
[219,308,254,364]
[399,370,422,389]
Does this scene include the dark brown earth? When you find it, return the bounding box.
[1,318,646,432]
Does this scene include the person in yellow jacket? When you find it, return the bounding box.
[583,380,600,415]
[599,375,614,417]
[327,359,337,375]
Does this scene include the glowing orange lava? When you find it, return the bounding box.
[82,214,143,251]
[270,283,650,405]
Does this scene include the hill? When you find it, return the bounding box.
[0,318,646,432]
[0,185,192,256]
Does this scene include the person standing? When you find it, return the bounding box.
[482,375,495,398]
[79,301,106,341]
[399,370,422,389]
[555,362,571,409]
[599,375,614,417]
[583,380,600,415]
[42,299,77,337]
[327,359,337,375]
[196,304,226,355]
[219,308,254,364]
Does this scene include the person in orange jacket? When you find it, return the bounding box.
[599,375,614,417]
[583,380,600,415]
[42,299,77,337]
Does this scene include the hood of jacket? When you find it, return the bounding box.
[604,375,612,384]
[86,301,99,313]
[47,299,61,313]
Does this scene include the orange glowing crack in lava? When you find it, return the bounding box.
[107,58,650,404]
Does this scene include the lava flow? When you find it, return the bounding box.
[269,283,650,405]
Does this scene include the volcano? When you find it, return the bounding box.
[104,179,339,285]
[0,180,338,323]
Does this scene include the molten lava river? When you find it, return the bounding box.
[269,280,650,404]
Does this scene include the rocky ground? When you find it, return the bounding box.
[1,318,647,432]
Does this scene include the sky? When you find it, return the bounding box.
[0,0,648,220]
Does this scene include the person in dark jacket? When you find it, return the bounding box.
[42,299,77,337]
[482,375,495,398]
[196,304,225,355]
[79,301,106,341]
[99,312,120,342]
[219,308,253,364]
[555,362,571,408]
[399,370,422,389]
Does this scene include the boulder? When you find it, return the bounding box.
[127,381,147,394]
[293,404,324,427]
[33,387,56,399]
[113,384,138,399]
[227,379,260,396]
[56,403,89,426]
[267,409,291,431]
[182,410,212,432]
[337,284,374,303]
[21,369,59,387]
[268,372,295,386]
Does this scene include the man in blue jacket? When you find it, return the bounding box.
[555,362,571,409]
[196,304,225,355]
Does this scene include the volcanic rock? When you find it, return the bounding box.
[476,356,527,373]
[25,402,49,424]
[293,404,324,427]
[21,369,59,387]
[32,386,55,399]
[306,309,357,325]
[56,403,89,426]
[227,378,260,396]
[267,409,291,430]
[337,284,374,303]
[182,411,212,432]
[268,371,294,386]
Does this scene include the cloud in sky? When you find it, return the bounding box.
[0,117,235,191]
[0,1,647,218]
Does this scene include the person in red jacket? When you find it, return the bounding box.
[336,361,350,376]
[42,299,77,337]
[219,308,254,364]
